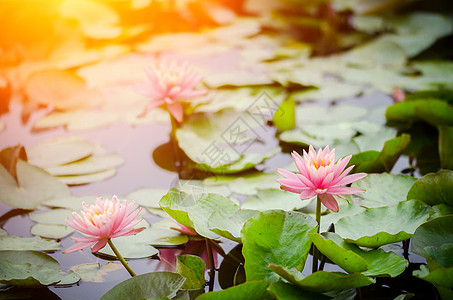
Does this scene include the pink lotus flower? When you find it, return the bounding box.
[64,196,145,253]
[139,59,206,122]
[277,145,367,212]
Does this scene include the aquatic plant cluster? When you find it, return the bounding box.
[1,0,453,299]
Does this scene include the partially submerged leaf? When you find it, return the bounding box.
[196,281,270,300]
[27,136,95,168]
[0,250,79,287]
[99,272,185,300]
[269,265,375,293]
[69,263,123,283]
[0,159,70,210]
[0,236,60,251]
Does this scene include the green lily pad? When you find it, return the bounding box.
[310,233,408,277]
[176,255,205,289]
[241,210,317,282]
[273,96,295,132]
[411,215,453,257]
[291,82,363,103]
[29,208,76,239]
[26,136,95,168]
[196,281,270,300]
[413,264,453,290]
[99,272,185,300]
[176,110,265,170]
[0,236,60,251]
[349,134,410,173]
[57,168,116,185]
[431,204,453,219]
[335,200,431,248]
[318,204,366,232]
[0,159,70,210]
[205,172,280,196]
[44,153,124,176]
[126,187,170,209]
[29,208,73,225]
[424,244,453,270]
[31,224,74,239]
[160,189,248,239]
[69,263,123,283]
[146,219,189,246]
[209,209,258,243]
[0,250,79,287]
[351,173,416,208]
[268,281,331,300]
[407,170,453,207]
[242,189,310,211]
[296,105,367,125]
[309,233,368,274]
[196,147,281,174]
[269,265,375,293]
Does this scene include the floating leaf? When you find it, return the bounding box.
[318,204,366,232]
[335,200,431,248]
[0,250,79,287]
[0,159,70,210]
[209,209,258,243]
[309,233,368,274]
[268,281,330,300]
[126,187,169,210]
[291,83,363,103]
[44,153,124,176]
[310,233,407,277]
[413,264,453,290]
[411,215,453,257]
[176,255,205,289]
[242,188,310,211]
[273,96,295,132]
[0,236,60,251]
[29,208,73,225]
[269,265,375,293]
[146,219,189,246]
[27,136,95,168]
[31,224,74,239]
[57,168,116,185]
[160,189,249,240]
[407,170,453,207]
[196,281,270,300]
[99,272,185,300]
[351,173,416,208]
[348,134,410,173]
[241,210,317,282]
[69,263,123,283]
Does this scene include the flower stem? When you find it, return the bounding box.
[108,239,136,277]
[205,238,215,292]
[312,196,321,273]
[169,113,182,177]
